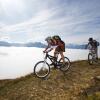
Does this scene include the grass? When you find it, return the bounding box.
[0,60,100,100]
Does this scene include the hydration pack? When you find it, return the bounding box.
[93,40,99,47]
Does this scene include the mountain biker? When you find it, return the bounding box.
[86,37,99,59]
[52,35,65,64]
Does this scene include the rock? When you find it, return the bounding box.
[95,76,100,80]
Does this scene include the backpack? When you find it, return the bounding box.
[93,40,99,47]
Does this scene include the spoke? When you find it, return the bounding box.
[34,61,50,78]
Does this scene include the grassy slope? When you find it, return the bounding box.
[0,60,100,100]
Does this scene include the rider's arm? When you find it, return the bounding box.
[46,48,53,53]
[85,44,88,49]
[43,44,54,53]
[86,42,91,49]
[43,44,49,53]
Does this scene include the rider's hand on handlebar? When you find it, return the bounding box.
[43,50,48,53]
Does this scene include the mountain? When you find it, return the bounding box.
[66,44,86,49]
[0,41,11,47]
[0,41,86,49]
[25,42,46,48]
[0,41,46,48]
[10,43,25,47]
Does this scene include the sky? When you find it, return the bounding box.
[0,0,100,44]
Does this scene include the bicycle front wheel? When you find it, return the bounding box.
[34,61,50,78]
[88,53,93,65]
[59,57,71,72]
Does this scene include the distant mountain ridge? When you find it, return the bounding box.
[0,41,86,49]
[0,41,11,47]
[0,41,46,48]
[25,42,46,48]
[66,43,86,49]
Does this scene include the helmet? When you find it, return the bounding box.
[52,35,61,40]
[88,37,93,41]
[45,36,52,41]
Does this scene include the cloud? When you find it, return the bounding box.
[0,35,10,42]
[0,0,100,43]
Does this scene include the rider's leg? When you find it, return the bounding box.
[54,47,60,61]
[54,51,58,57]
[95,48,98,59]
[50,51,58,68]
[54,50,58,62]
[60,51,65,64]
[96,48,98,59]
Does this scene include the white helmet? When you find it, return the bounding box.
[45,36,52,41]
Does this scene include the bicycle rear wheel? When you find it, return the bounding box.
[97,59,100,65]
[88,53,93,65]
[34,61,50,78]
[59,57,71,72]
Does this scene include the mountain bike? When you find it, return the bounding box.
[34,52,71,78]
[88,49,99,65]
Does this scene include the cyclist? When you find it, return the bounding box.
[86,37,99,59]
[52,35,65,64]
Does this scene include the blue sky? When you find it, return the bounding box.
[0,0,100,44]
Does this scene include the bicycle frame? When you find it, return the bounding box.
[89,49,97,59]
[44,53,58,65]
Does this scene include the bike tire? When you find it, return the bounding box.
[59,57,71,72]
[34,61,50,78]
[88,53,93,65]
[97,59,100,65]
